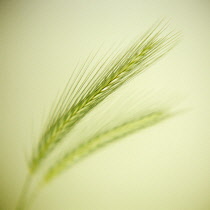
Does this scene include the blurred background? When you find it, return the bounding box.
[0,0,210,209]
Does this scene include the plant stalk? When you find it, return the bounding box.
[16,173,32,210]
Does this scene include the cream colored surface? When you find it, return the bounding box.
[0,0,210,210]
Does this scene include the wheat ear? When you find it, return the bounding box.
[30,22,180,173]
[42,110,171,184]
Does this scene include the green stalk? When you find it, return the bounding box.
[16,174,32,210]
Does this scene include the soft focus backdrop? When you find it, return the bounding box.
[0,0,210,210]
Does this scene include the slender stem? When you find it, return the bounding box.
[16,173,32,210]
[24,184,43,210]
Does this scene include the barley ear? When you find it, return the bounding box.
[42,109,171,184]
[30,22,180,173]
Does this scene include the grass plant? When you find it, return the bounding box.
[16,21,180,210]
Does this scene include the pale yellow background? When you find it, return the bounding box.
[0,0,210,210]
